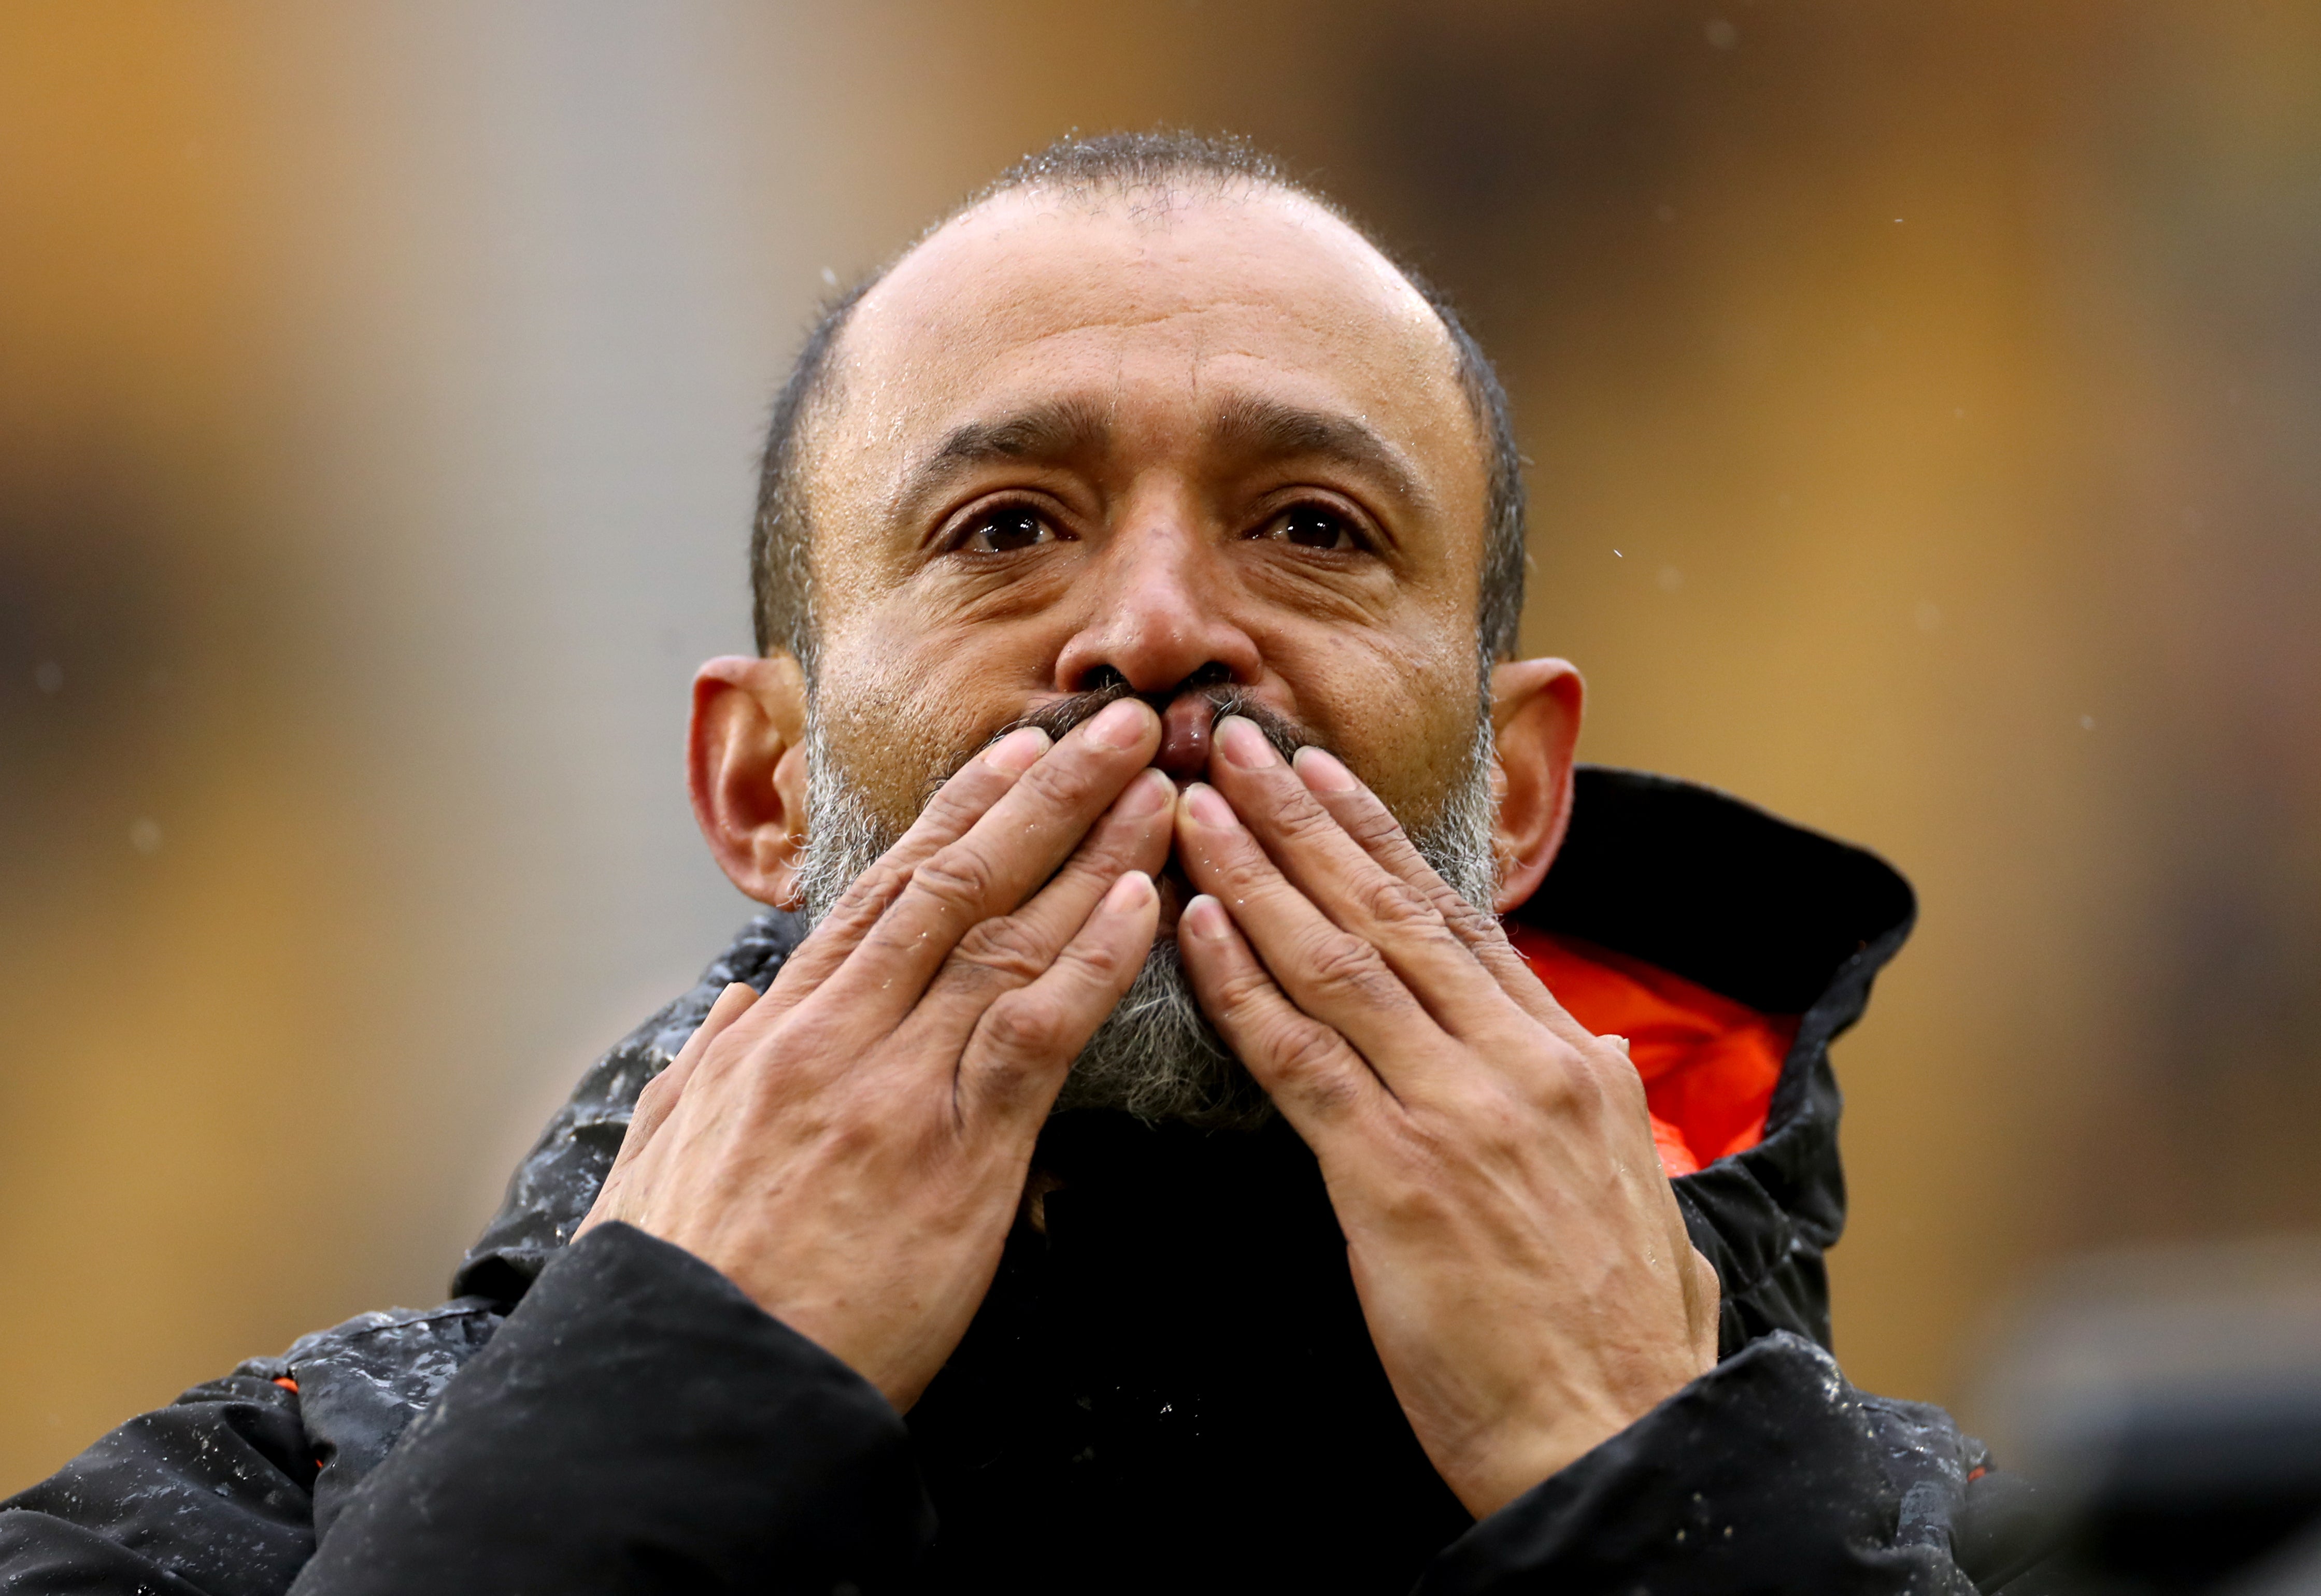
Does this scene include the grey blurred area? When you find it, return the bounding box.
[4,0,2319,1514]
[2230,1530,2321,1596]
[1971,1241,2321,1592]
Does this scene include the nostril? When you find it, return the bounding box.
[1074,663,1130,695]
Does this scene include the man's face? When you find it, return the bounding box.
[789,182,1500,1122]
[804,183,1492,863]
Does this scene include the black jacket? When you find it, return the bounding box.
[0,768,2057,1593]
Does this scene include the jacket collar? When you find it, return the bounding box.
[1525,767,1915,1350]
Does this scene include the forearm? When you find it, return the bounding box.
[0,1373,316,1596]
[1416,1333,2002,1595]
[294,1224,935,1595]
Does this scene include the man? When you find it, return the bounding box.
[0,133,2054,1593]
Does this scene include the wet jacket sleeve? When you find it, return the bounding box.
[289,1221,936,1595]
[1414,1330,2041,1595]
[0,1372,318,1595]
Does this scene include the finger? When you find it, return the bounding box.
[959,869,1160,1130]
[759,723,1056,1011]
[577,978,761,1239]
[1175,780,1445,1078]
[1206,717,1508,1038]
[1686,1247,1723,1371]
[626,980,761,1152]
[1288,743,1596,1050]
[915,765,1174,1029]
[816,696,1163,1029]
[1174,890,1387,1139]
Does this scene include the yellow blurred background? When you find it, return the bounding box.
[5,1,2318,1492]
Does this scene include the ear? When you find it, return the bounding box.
[1487,657,1584,914]
[688,654,811,907]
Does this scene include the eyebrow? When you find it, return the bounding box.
[1206,393,1433,513]
[890,390,1433,534]
[894,398,1115,530]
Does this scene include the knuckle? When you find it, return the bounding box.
[1265,1016,1342,1079]
[1208,957,1280,1019]
[1437,890,1503,943]
[818,862,905,933]
[1350,871,1438,934]
[1527,1054,1590,1118]
[1583,1036,1645,1094]
[978,990,1073,1062]
[910,842,1003,917]
[1533,1038,1633,1118]
[950,914,1054,986]
[1275,793,1339,841]
[1261,1019,1363,1112]
[1302,931,1400,1009]
[1056,927,1133,985]
[1021,747,1107,809]
[1213,849,1276,903]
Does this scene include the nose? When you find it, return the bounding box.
[1051,506,1263,750]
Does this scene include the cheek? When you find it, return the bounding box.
[1291,628,1481,826]
[812,623,1044,832]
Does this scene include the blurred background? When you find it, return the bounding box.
[4,0,2318,1519]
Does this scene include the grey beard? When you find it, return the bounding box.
[795,706,1499,1130]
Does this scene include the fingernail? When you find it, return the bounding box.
[1182,782,1240,831]
[1087,697,1152,750]
[1292,745,1359,794]
[983,725,1050,773]
[1216,715,1277,770]
[1103,870,1156,914]
[1116,767,1173,819]
[1181,893,1230,941]
[1179,891,1234,942]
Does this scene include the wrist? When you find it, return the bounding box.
[1444,1364,1706,1519]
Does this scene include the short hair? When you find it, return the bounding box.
[751,131,1526,677]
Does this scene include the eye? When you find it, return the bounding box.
[956,507,1058,554]
[1259,504,1362,552]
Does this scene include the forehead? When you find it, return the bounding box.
[820,184,1481,498]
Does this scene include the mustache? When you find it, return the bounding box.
[923,668,1319,807]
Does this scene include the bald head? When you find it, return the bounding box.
[752,133,1525,678]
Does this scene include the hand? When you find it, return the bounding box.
[579,697,1171,1410]
[1173,715,1720,1518]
